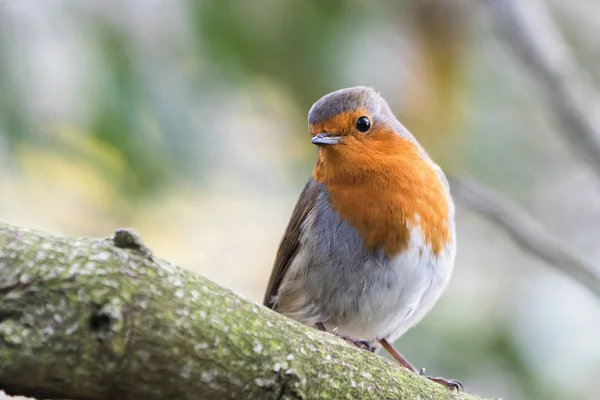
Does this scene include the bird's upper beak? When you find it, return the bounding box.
[311,133,342,145]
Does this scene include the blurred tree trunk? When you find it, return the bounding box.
[402,0,470,170]
[0,222,487,400]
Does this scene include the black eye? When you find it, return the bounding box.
[356,116,370,132]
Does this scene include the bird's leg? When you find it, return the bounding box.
[315,322,372,351]
[378,338,418,372]
[378,338,464,392]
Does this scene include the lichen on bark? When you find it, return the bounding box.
[0,222,488,400]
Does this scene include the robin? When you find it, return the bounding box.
[263,86,460,390]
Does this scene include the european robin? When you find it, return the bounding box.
[263,87,460,390]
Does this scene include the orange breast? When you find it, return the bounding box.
[312,128,451,257]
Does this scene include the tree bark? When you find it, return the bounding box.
[0,222,487,400]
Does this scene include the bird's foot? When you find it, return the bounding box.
[419,368,464,392]
[331,327,372,351]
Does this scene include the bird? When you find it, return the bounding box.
[263,86,460,390]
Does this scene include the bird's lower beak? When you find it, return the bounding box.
[311,133,342,145]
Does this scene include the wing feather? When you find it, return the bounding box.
[263,178,320,308]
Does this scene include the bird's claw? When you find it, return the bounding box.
[331,326,372,351]
[425,376,464,392]
[416,365,462,391]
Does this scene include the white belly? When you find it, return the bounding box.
[274,204,456,344]
[315,225,454,343]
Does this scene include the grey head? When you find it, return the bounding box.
[308,86,429,158]
[309,86,397,124]
[307,86,415,143]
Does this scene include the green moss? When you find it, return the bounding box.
[0,222,488,400]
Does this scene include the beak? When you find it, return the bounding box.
[311,133,342,145]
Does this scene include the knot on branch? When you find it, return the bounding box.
[89,303,121,342]
[112,228,153,259]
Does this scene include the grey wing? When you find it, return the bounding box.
[263,178,320,308]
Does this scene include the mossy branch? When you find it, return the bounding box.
[0,222,488,400]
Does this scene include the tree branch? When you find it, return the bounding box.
[0,222,487,400]
[449,1,600,301]
[482,0,600,179]
[449,177,600,299]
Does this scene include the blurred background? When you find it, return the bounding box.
[1,1,600,399]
